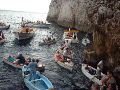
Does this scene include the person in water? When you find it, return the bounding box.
[28,59,37,81]
[16,53,26,65]
[0,30,5,40]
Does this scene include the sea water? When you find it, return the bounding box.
[0,10,89,90]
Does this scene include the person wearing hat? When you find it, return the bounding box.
[16,53,26,65]
[28,59,37,81]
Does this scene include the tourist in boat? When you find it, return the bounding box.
[64,40,71,48]
[16,53,26,65]
[44,35,52,42]
[0,30,5,40]
[82,34,90,46]
[7,55,15,62]
[55,51,64,62]
[67,32,73,38]
[36,59,45,72]
[28,59,37,81]
[73,33,77,39]
[85,64,96,75]
[63,48,71,62]
[100,70,116,90]
[58,44,64,53]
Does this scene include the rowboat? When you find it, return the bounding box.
[54,52,73,71]
[3,54,29,69]
[13,27,35,40]
[39,38,56,46]
[81,64,106,85]
[3,55,23,69]
[0,25,10,30]
[21,22,50,29]
[63,29,79,43]
[22,66,54,90]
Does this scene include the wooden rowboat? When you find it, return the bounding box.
[81,64,106,85]
[54,52,74,71]
[13,27,35,40]
[3,55,28,69]
[63,29,79,43]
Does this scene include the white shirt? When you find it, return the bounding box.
[82,38,90,46]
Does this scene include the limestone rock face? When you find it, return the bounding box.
[47,0,91,31]
[47,0,120,72]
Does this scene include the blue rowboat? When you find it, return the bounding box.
[22,66,54,90]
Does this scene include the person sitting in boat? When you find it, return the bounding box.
[16,53,26,65]
[63,48,71,62]
[57,44,64,54]
[100,70,116,90]
[64,40,71,48]
[28,59,37,81]
[96,67,102,79]
[44,35,52,42]
[82,34,90,46]
[36,59,45,73]
[97,60,103,72]
[0,30,5,40]
[55,51,64,62]
[85,64,96,75]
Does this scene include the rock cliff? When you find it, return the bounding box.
[47,0,120,80]
[47,0,120,32]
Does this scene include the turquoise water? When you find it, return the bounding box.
[0,10,62,61]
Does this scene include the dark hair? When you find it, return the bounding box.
[32,59,35,62]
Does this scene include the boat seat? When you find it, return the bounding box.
[31,78,42,82]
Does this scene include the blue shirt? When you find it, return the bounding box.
[28,62,37,71]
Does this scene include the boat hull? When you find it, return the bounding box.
[22,66,54,90]
[0,25,10,30]
[13,31,35,40]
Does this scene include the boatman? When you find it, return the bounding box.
[28,59,37,81]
